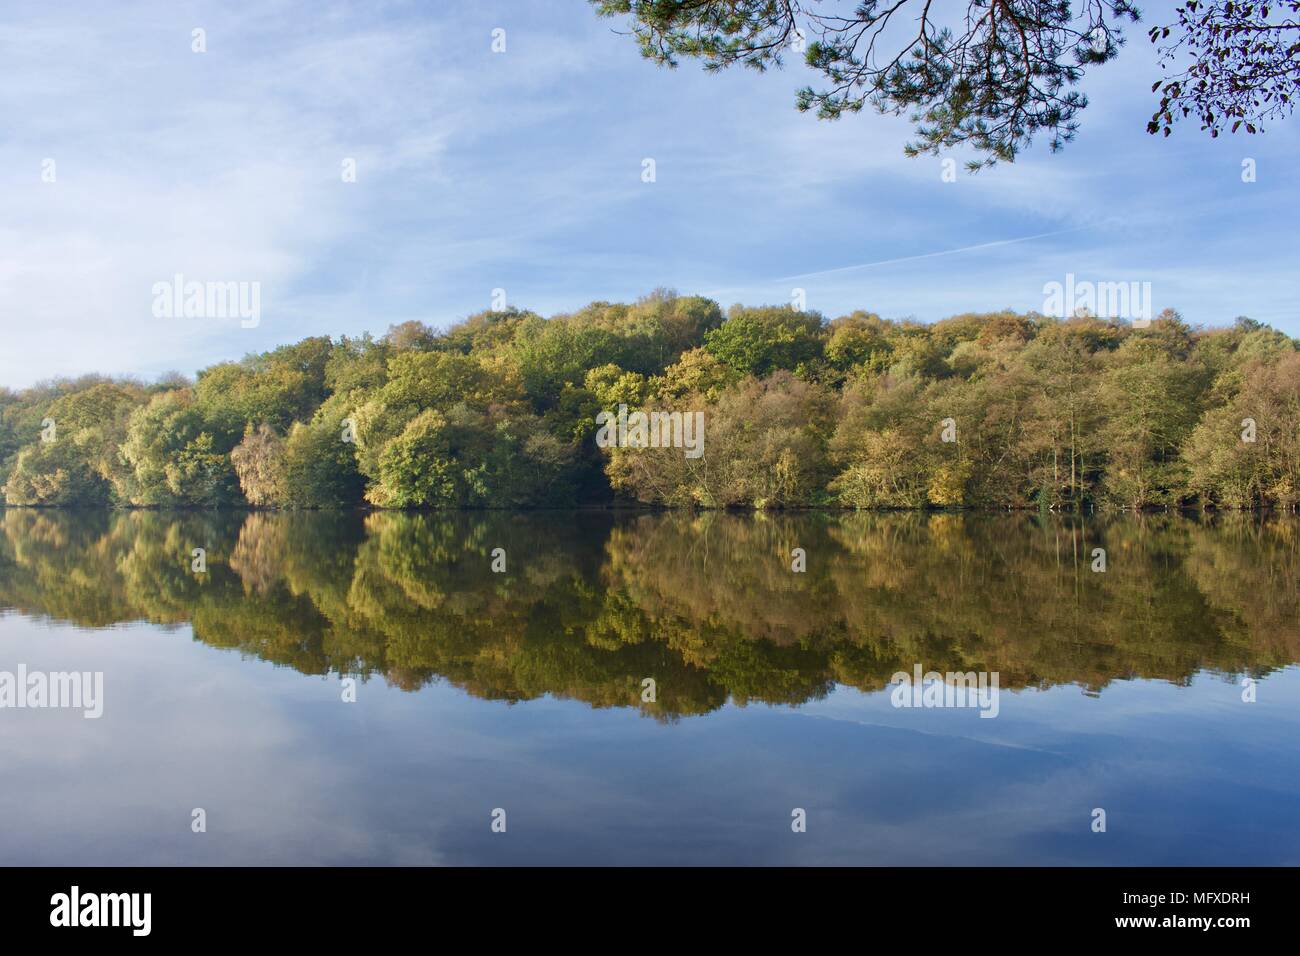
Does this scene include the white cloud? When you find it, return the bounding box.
[1,0,1296,387]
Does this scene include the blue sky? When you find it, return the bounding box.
[1,0,1297,387]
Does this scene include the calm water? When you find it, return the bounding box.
[1,508,1298,865]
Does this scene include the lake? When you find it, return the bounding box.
[1,508,1297,865]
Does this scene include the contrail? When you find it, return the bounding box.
[770,225,1094,284]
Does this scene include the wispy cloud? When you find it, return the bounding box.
[0,0,1296,386]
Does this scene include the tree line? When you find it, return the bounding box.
[1,290,1297,510]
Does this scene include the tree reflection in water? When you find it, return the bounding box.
[1,508,1296,718]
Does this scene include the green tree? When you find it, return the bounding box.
[118,390,211,505]
[703,305,824,377]
[282,402,366,509]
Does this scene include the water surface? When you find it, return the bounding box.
[1,509,1297,864]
